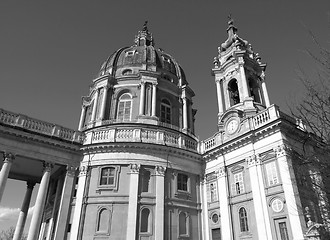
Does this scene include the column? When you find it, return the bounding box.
[126,163,140,240]
[182,97,188,129]
[27,162,53,240]
[261,72,270,107]
[215,79,224,115]
[139,81,146,115]
[275,145,305,240]
[45,176,64,240]
[154,166,166,240]
[78,106,86,131]
[151,83,157,117]
[201,176,210,240]
[70,166,88,240]
[247,155,272,239]
[54,166,76,240]
[100,86,109,120]
[91,88,99,122]
[0,152,14,203]
[13,182,35,240]
[238,58,249,100]
[216,166,232,240]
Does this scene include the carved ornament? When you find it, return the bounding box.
[3,152,15,163]
[43,162,54,173]
[129,163,140,174]
[155,165,166,176]
[246,154,259,166]
[66,165,77,177]
[216,166,226,178]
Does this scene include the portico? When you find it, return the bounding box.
[0,108,83,239]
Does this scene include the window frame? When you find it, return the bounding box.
[231,171,245,195]
[264,160,280,187]
[97,166,120,192]
[160,99,172,124]
[178,211,190,238]
[238,207,249,233]
[139,207,153,235]
[95,206,112,236]
[116,93,132,121]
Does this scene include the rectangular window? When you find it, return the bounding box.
[231,172,244,195]
[279,222,289,240]
[100,167,116,186]
[207,182,218,202]
[211,228,221,240]
[177,173,188,191]
[265,161,279,186]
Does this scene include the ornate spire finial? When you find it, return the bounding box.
[143,20,148,32]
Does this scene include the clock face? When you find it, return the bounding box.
[227,119,239,134]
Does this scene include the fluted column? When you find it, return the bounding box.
[139,81,146,115]
[216,166,232,240]
[91,89,99,122]
[54,166,76,240]
[78,106,86,131]
[100,86,109,120]
[215,79,224,115]
[247,155,272,239]
[70,166,88,240]
[151,83,157,117]
[27,162,53,240]
[126,164,140,240]
[13,182,35,240]
[260,72,270,107]
[0,152,14,204]
[154,166,166,240]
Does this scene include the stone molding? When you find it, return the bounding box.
[246,154,259,167]
[155,165,166,176]
[129,163,140,174]
[274,144,291,158]
[79,166,88,176]
[3,152,15,163]
[216,166,226,178]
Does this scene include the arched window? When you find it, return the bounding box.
[228,79,240,106]
[117,93,132,121]
[239,207,249,232]
[179,212,189,236]
[160,99,171,124]
[140,208,151,233]
[141,169,151,193]
[96,208,110,233]
[100,167,116,186]
[248,78,261,103]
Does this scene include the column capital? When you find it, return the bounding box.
[79,165,88,176]
[155,165,166,176]
[26,181,36,189]
[66,165,76,177]
[3,152,15,163]
[246,154,259,167]
[129,163,140,174]
[42,162,54,173]
[274,144,291,158]
[216,166,226,178]
[260,71,266,81]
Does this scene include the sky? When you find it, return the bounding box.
[0,0,329,234]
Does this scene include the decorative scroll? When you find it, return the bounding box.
[3,152,15,163]
[129,163,140,174]
[155,165,166,176]
[216,166,226,178]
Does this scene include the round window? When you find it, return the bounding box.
[211,213,219,223]
[272,198,284,213]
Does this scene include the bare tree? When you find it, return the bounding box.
[0,226,27,240]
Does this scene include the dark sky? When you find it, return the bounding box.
[0,1,329,140]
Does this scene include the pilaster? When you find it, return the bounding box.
[126,163,140,240]
[247,154,273,239]
[201,175,210,240]
[154,165,166,240]
[216,166,232,240]
[274,144,305,240]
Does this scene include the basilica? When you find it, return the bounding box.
[0,19,329,240]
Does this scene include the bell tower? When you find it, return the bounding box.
[212,17,271,130]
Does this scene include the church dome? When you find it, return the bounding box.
[97,22,187,85]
